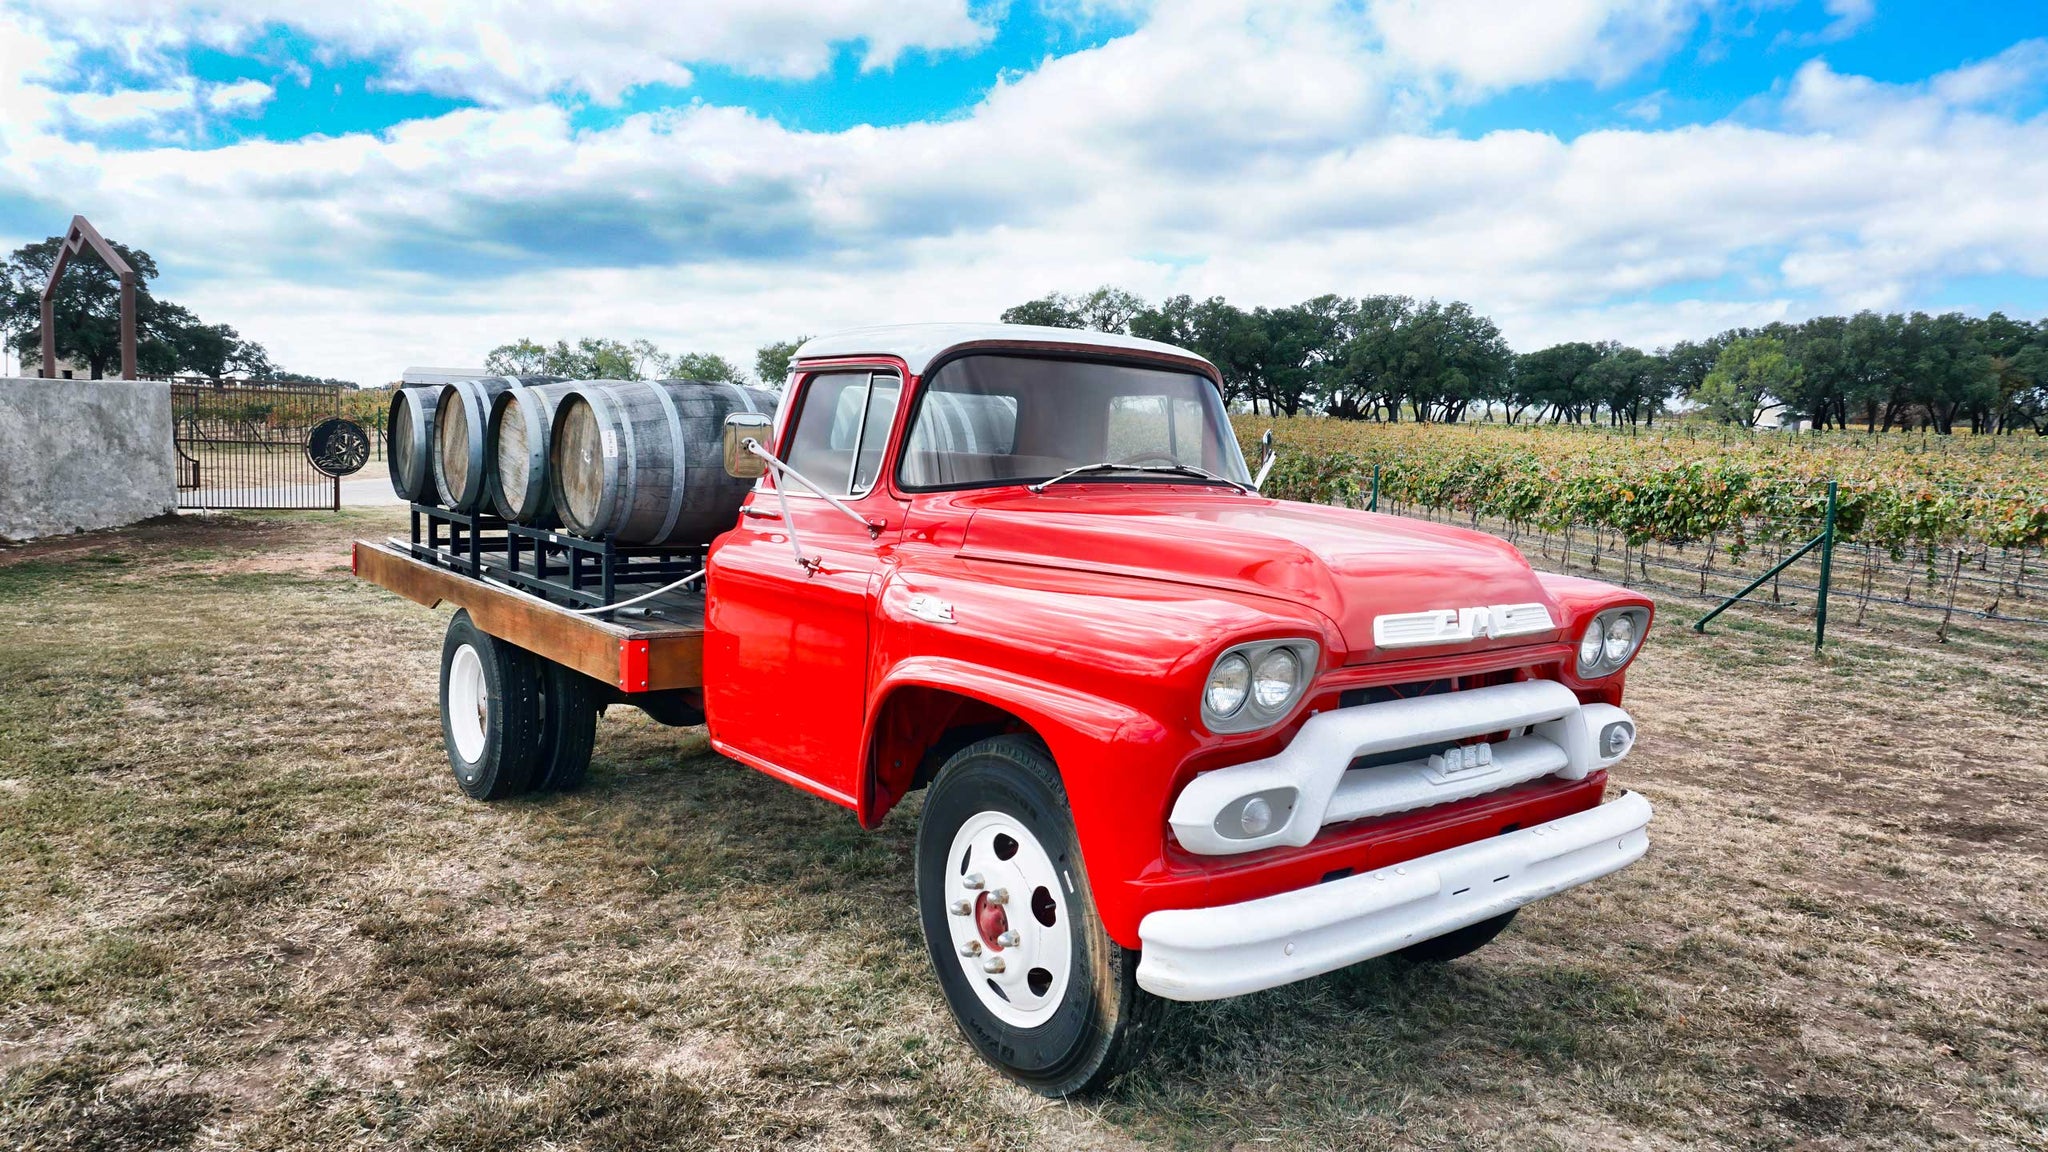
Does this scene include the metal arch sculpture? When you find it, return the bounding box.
[40,215,137,380]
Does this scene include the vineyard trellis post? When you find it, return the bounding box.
[1368,464,1381,512]
[1694,480,1838,651]
[1812,480,1837,651]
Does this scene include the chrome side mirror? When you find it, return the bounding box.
[1253,428,1277,491]
[723,412,772,479]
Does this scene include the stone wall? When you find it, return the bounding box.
[0,377,175,542]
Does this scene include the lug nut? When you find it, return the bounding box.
[981,956,1005,974]
[961,873,985,890]
[958,940,981,957]
[949,899,972,916]
[989,887,1010,905]
[997,931,1020,948]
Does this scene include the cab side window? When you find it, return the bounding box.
[782,370,902,497]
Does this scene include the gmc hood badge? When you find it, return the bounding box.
[905,593,956,624]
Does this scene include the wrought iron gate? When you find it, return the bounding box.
[172,381,345,510]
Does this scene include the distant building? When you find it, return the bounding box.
[18,348,94,379]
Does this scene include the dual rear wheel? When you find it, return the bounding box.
[438,609,599,800]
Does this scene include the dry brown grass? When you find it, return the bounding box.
[1,511,2043,1150]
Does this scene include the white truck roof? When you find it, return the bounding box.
[792,323,1213,377]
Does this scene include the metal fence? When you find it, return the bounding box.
[171,381,345,510]
[1366,468,2045,656]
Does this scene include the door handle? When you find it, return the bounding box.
[741,507,782,521]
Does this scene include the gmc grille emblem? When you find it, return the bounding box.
[1372,602,1555,649]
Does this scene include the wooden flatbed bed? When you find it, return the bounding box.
[351,539,704,692]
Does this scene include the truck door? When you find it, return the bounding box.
[703,367,905,806]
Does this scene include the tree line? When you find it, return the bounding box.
[0,234,287,382]
[1002,287,2048,435]
[481,336,805,388]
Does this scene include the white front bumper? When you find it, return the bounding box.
[1135,790,1653,1001]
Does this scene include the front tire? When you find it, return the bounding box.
[439,610,543,801]
[915,735,1157,1097]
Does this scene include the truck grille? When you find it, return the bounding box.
[1339,669,1521,773]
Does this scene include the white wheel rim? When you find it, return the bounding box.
[449,643,488,767]
[944,810,1074,1029]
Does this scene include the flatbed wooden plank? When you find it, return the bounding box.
[352,539,704,691]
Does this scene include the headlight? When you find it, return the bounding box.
[1251,647,1299,710]
[1577,616,1605,669]
[1205,653,1250,717]
[1602,612,1635,664]
[1576,607,1649,678]
[1202,639,1319,732]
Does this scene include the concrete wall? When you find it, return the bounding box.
[0,377,175,542]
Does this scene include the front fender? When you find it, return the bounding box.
[858,656,1175,946]
[861,551,1343,945]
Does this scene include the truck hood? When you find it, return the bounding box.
[954,489,1560,663]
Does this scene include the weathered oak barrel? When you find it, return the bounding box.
[387,386,442,504]
[487,381,580,525]
[435,376,561,513]
[549,379,779,545]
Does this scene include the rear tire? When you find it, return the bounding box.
[915,734,1158,1097]
[439,610,543,801]
[532,661,600,792]
[1393,910,1518,964]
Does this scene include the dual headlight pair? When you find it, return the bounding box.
[1202,639,1318,733]
[1577,607,1649,678]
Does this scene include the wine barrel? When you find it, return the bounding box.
[387,386,442,504]
[434,376,561,512]
[487,381,580,525]
[549,379,780,545]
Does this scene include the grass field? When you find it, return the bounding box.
[2,511,2044,1150]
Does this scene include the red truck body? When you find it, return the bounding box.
[361,323,1655,1095]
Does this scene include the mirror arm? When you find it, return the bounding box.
[1252,454,1276,492]
[744,439,884,542]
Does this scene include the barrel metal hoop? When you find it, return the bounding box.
[725,381,760,415]
[393,387,437,502]
[648,381,688,544]
[598,384,632,539]
[461,383,489,508]
[520,396,550,521]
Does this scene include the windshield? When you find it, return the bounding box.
[898,354,1251,491]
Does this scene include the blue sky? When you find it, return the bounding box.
[2,0,2044,383]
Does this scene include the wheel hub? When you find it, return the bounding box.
[975,893,1010,950]
[448,643,488,768]
[943,810,1073,1029]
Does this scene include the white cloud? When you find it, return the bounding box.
[17,0,999,104]
[1367,0,1710,95]
[62,82,195,125]
[0,1,2043,383]
[205,78,272,113]
[1818,0,1874,42]
[1618,89,1665,121]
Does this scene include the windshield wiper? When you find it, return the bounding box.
[1028,461,1253,494]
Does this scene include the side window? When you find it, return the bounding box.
[782,370,902,496]
[1107,394,1209,466]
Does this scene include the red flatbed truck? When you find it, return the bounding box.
[355,323,1655,1095]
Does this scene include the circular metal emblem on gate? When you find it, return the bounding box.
[306,417,370,478]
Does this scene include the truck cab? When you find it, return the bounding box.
[699,324,1654,1093]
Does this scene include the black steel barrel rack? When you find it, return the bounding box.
[406,503,704,610]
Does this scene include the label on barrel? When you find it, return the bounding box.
[601,429,618,459]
